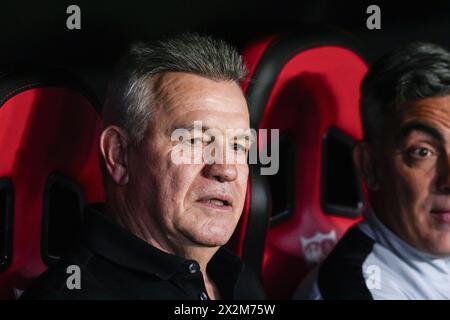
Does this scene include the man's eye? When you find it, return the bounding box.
[188,137,203,145]
[233,143,247,152]
[408,147,435,159]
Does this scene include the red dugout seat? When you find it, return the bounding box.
[0,68,104,299]
[242,27,369,299]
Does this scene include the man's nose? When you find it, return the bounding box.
[203,163,238,182]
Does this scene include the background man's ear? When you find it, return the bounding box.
[100,126,130,185]
[353,142,380,191]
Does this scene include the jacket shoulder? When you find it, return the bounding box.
[20,248,107,300]
[318,226,375,300]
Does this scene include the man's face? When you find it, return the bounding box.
[374,95,450,256]
[128,72,250,250]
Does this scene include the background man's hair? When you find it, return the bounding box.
[103,32,248,146]
[360,42,450,146]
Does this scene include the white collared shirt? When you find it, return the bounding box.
[295,208,450,300]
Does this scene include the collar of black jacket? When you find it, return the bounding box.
[82,203,243,282]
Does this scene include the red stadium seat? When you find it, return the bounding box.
[242,27,369,299]
[0,68,104,299]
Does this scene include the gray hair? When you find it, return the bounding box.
[103,33,248,146]
[360,42,450,150]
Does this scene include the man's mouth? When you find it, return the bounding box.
[196,195,233,210]
[430,209,450,223]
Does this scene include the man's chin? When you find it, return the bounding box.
[420,234,450,257]
[188,231,233,248]
[197,235,232,247]
[178,231,231,248]
[427,248,450,258]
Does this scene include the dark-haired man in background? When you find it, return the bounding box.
[299,42,450,300]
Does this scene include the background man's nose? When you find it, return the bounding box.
[203,163,238,182]
[439,180,450,195]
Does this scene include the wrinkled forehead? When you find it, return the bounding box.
[155,72,250,131]
[392,95,450,142]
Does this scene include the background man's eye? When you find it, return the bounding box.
[409,147,434,158]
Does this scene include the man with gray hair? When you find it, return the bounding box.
[22,33,264,300]
[297,42,450,300]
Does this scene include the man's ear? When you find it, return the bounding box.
[353,141,380,191]
[100,126,130,185]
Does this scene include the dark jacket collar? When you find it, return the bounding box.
[82,204,243,282]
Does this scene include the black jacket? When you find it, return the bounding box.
[21,204,265,300]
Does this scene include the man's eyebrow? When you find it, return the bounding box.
[398,121,444,143]
[170,124,207,133]
[169,124,253,142]
[232,132,253,143]
[182,125,202,131]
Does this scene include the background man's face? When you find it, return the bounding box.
[129,72,250,250]
[374,95,450,256]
